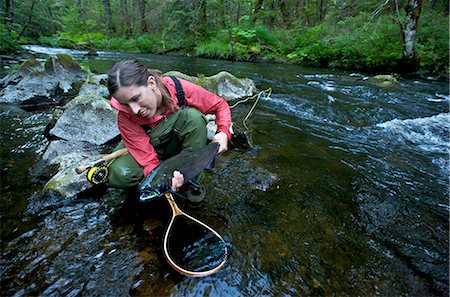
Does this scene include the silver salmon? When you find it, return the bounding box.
[138,142,220,202]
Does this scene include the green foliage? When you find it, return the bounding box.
[0,24,19,53]
[286,13,404,71]
[5,0,447,76]
[61,5,84,35]
[416,10,449,74]
[195,25,281,60]
[196,38,233,59]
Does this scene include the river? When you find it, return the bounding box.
[1,45,449,296]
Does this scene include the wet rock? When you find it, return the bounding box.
[163,70,257,101]
[0,55,87,107]
[78,82,109,98]
[48,93,119,145]
[28,161,91,213]
[78,74,109,98]
[17,57,44,76]
[34,91,120,202]
[44,54,84,76]
[163,71,198,82]
[200,71,257,101]
[85,50,99,57]
[212,156,279,202]
[1,76,60,104]
[204,114,234,141]
[30,140,100,183]
[247,170,279,192]
[0,57,43,87]
[372,74,399,86]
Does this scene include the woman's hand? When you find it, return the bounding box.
[171,170,184,191]
[212,131,229,154]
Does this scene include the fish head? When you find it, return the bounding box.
[138,170,168,202]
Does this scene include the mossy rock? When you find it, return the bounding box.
[17,58,43,76]
[163,70,256,101]
[373,74,399,85]
[44,54,84,75]
[163,71,198,83]
[197,71,256,101]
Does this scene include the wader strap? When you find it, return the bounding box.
[141,76,186,134]
[169,76,185,107]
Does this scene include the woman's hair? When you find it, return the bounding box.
[107,60,174,110]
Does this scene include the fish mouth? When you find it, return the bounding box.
[139,190,161,202]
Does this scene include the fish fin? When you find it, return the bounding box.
[205,156,217,170]
[181,147,193,153]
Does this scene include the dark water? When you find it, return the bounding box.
[1,45,449,296]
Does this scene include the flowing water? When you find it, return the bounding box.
[1,45,449,296]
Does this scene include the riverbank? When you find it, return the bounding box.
[2,44,449,83]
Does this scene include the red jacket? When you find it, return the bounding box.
[110,76,232,176]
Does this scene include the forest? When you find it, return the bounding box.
[1,0,449,76]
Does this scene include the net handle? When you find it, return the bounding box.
[163,192,228,277]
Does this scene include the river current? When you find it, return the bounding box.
[1,45,448,296]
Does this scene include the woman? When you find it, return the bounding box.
[106,60,231,200]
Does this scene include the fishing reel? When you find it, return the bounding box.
[86,163,109,185]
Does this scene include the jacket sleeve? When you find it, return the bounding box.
[181,79,232,140]
[117,112,160,176]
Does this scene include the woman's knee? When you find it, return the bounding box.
[178,107,207,130]
[175,108,207,148]
[106,154,144,188]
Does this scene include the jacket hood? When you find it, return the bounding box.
[110,97,131,113]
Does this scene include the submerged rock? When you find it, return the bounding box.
[8,190,143,297]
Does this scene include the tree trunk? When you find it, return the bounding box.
[400,0,423,71]
[139,0,147,33]
[317,0,327,23]
[224,0,236,60]
[295,0,304,20]
[103,0,112,43]
[266,0,275,27]
[16,0,36,41]
[279,0,289,28]
[120,0,131,37]
[252,0,264,23]
[236,0,241,25]
[5,0,14,33]
[198,0,207,37]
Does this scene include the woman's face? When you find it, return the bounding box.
[113,76,162,119]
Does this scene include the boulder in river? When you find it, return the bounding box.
[372,74,399,86]
[48,93,119,146]
[163,70,257,101]
[0,54,87,108]
[78,74,109,98]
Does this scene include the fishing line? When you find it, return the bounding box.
[229,87,272,131]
